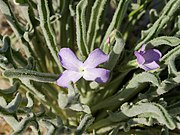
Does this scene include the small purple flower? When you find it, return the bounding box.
[57,48,110,88]
[134,45,162,71]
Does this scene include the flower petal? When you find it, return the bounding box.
[140,44,146,53]
[142,49,162,63]
[57,70,82,88]
[153,49,162,58]
[83,48,109,68]
[138,64,150,71]
[134,51,145,64]
[140,61,160,71]
[58,48,83,71]
[83,68,110,83]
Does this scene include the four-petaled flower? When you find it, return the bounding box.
[134,45,162,71]
[57,48,110,88]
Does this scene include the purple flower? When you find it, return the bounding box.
[57,48,110,88]
[134,45,162,71]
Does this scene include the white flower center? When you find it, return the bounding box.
[79,67,85,73]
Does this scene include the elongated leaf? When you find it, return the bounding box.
[136,16,169,50]
[69,104,91,114]
[87,0,108,51]
[0,81,20,95]
[13,0,27,5]
[143,76,180,100]
[58,91,68,109]
[89,111,127,131]
[6,93,22,113]
[92,72,160,112]
[58,82,91,113]
[37,0,63,71]
[12,113,37,135]
[128,117,153,126]
[100,0,131,49]
[0,97,19,130]
[102,30,116,54]
[0,0,24,37]
[121,102,176,129]
[167,101,180,115]
[26,92,34,108]
[76,0,89,57]
[59,0,70,48]
[108,125,121,135]
[156,76,180,96]
[0,36,17,68]
[3,69,58,83]
[161,45,180,63]
[17,1,39,32]
[104,31,125,70]
[168,55,179,77]
[0,93,22,114]
[75,114,94,135]
[0,0,34,57]
[135,0,180,50]
[148,36,180,47]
